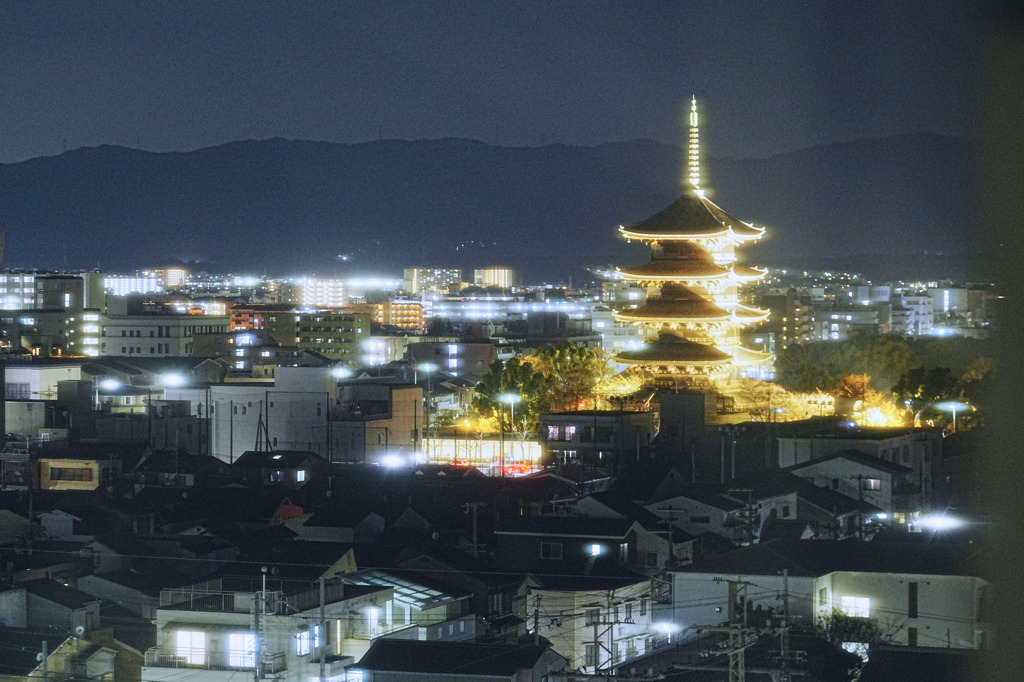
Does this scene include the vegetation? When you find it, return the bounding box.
[815,608,898,647]
[776,335,993,398]
[528,340,611,411]
[470,357,553,432]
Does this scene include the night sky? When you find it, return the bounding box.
[0,1,987,164]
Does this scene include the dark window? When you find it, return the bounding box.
[908,582,919,618]
[540,542,563,560]
[50,467,92,482]
[908,627,918,646]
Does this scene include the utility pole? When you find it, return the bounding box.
[319,576,327,682]
[534,594,541,645]
[463,502,485,557]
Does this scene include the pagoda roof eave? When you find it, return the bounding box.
[619,225,731,241]
[618,271,730,284]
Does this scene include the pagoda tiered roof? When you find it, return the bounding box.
[619,188,765,242]
[615,329,733,366]
[614,283,731,324]
[619,240,731,282]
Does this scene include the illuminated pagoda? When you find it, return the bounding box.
[614,97,770,388]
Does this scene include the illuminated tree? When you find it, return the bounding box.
[471,357,553,432]
[532,340,610,411]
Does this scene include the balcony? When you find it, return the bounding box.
[144,648,287,674]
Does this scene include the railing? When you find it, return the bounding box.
[145,648,287,673]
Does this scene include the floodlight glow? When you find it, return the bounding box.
[380,454,407,468]
[99,379,122,391]
[934,401,970,413]
[331,366,353,379]
[916,514,964,531]
[500,393,521,405]
[161,373,187,387]
[417,362,438,373]
[876,513,888,520]
[655,621,682,642]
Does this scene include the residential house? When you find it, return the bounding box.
[346,639,567,682]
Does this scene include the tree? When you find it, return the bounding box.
[471,357,553,432]
[891,366,959,403]
[815,608,899,647]
[531,340,610,411]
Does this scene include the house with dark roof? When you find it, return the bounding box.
[667,537,989,652]
[231,449,327,489]
[347,639,567,681]
[0,630,121,682]
[0,579,100,634]
[784,449,918,522]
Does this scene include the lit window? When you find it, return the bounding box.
[228,632,255,667]
[841,596,870,618]
[296,470,307,482]
[175,630,205,665]
[296,629,311,656]
[861,478,881,491]
[590,543,603,556]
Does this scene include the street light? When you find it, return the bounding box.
[418,363,438,460]
[934,400,971,433]
[498,393,520,477]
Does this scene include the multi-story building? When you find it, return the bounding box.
[403,267,463,296]
[279,278,348,308]
[230,303,297,334]
[100,313,230,357]
[370,299,425,332]
[295,311,370,363]
[473,267,515,289]
[103,275,164,297]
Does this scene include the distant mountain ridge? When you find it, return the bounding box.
[0,134,972,282]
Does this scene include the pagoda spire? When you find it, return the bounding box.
[687,96,701,190]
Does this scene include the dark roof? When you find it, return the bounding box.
[495,515,635,539]
[785,449,913,475]
[859,645,989,682]
[773,417,939,441]
[621,189,763,238]
[677,538,987,579]
[135,450,225,474]
[353,639,559,675]
[0,629,66,676]
[19,579,99,609]
[615,331,732,364]
[232,450,325,469]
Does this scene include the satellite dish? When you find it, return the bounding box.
[74,625,85,636]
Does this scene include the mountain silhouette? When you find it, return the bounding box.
[0,134,972,282]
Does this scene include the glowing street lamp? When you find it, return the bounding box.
[934,400,971,433]
[418,363,438,458]
[498,393,520,477]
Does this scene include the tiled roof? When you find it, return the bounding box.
[620,189,764,239]
[785,449,913,475]
[677,537,986,579]
[616,331,732,364]
[354,639,557,675]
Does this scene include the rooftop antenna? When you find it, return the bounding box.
[687,96,703,194]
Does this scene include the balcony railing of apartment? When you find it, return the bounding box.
[144,648,287,673]
[158,587,285,613]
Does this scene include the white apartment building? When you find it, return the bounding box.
[100,314,230,356]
